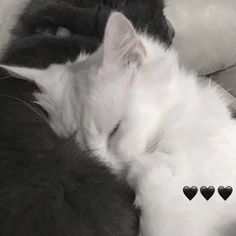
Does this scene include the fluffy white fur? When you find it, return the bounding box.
[0,0,31,58]
[2,12,236,236]
[1,13,145,171]
[164,0,236,75]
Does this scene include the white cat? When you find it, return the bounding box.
[1,12,146,172]
[2,12,236,236]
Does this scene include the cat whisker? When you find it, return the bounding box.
[147,141,159,153]
[0,94,50,126]
[216,84,234,98]
[0,75,15,80]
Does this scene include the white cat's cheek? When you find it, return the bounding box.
[127,153,174,188]
[108,122,148,162]
[113,136,146,160]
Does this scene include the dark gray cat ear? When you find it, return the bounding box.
[102,12,146,70]
[0,65,46,88]
[0,65,42,80]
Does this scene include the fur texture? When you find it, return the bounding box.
[0,1,174,234]
[3,12,236,236]
[0,63,139,236]
[2,0,174,68]
[164,0,236,75]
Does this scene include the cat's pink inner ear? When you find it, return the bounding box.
[103,12,146,69]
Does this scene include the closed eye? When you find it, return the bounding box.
[109,122,120,139]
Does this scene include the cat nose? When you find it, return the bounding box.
[167,19,175,39]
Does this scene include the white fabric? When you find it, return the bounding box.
[164,0,236,108]
[165,0,236,75]
[0,0,31,57]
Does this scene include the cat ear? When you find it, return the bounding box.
[102,12,146,70]
[0,65,45,88]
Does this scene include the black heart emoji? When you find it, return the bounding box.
[183,186,198,201]
[218,186,233,201]
[200,186,215,200]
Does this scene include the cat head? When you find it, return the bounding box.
[1,13,149,155]
[2,12,177,169]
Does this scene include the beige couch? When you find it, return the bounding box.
[165,0,236,109]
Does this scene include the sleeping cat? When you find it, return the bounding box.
[3,12,236,236]
[0,0,175,235]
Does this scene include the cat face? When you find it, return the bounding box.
[2,12,176,170]
[1,13,147,157]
